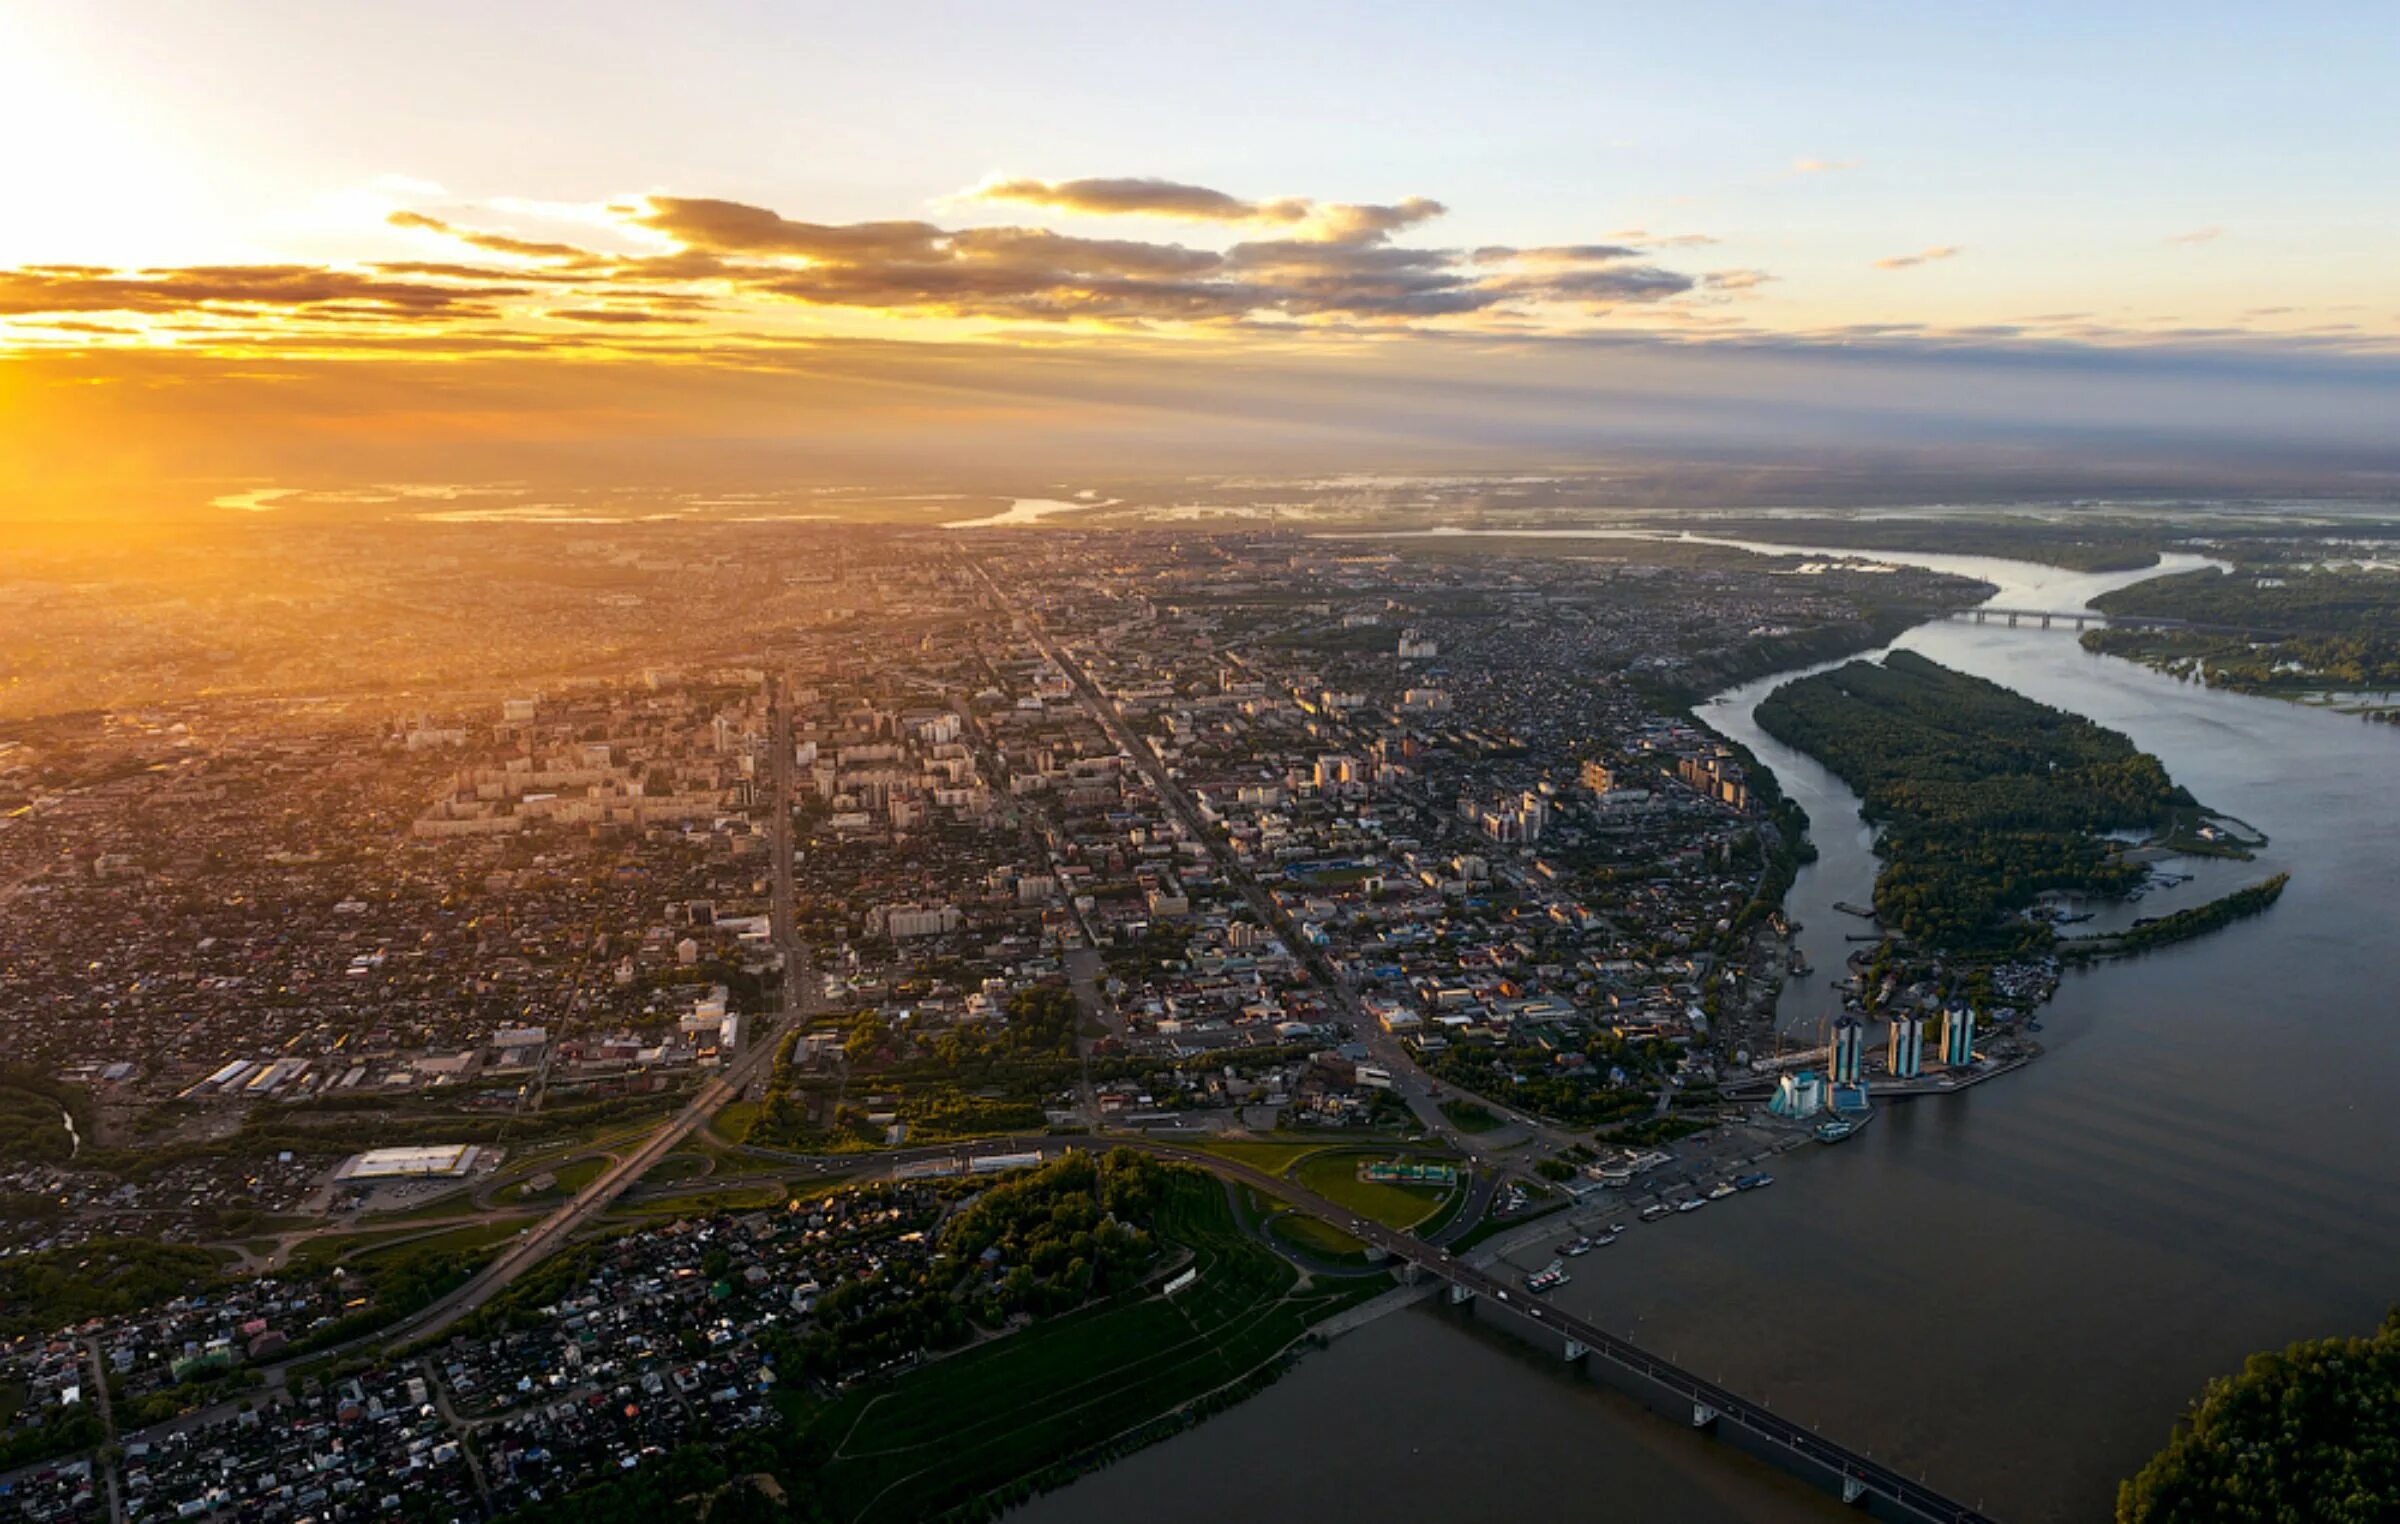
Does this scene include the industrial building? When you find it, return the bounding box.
[331,1144,489,1182]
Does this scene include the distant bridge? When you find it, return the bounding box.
[1945,607,2289,640]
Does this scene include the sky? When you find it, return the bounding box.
[3,0,2397,516]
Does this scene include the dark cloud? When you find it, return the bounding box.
[0,183,1729,336]
[620,193,1594,324]
[1305,197,1447,244]
[948,227,1224,279]
[632,198,948,261]
[973,176,1310,224]
[386,211,602,264]
[547,308,703,325]
[1472,244,1646,264]
[370,261,587,284]
[1489,265,1699,306]
[0,265,527,317]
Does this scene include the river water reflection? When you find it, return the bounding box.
[1027,537,2400,1524]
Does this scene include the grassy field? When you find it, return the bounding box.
[1162,1136,1335,1174]
[500,1154,611,1203]
[804,1170,1388,1523]
[344,1218,529,1265]
[1287,1150,1458,1230]
[713,1099,762,1141]
[637,1152,713,1187]
[1264,1211,1373,1261]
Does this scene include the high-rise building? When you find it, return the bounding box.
[1829,1015,1865,1084]
[1887,1013,1925,1078]
[1769,1069,1826,1119]
[1939,1005,1977,1067]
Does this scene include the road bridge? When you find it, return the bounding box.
[1183,1152,2001,1524]
[1945,607,2288,639]
[775,1130,2002,1524]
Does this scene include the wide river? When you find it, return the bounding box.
[1024,537,2400,1524]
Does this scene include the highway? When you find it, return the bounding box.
[300,673,808,1348]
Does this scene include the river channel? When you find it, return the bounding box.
[1024,536,2400,1524]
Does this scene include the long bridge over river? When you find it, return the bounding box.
[1160,1146,2004,1524]
[758,1135,2008,1522]
[1945,606,2288,639]
[7,1122,2007,1524]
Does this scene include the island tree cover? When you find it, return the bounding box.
[2118,1308,2400,1523]
[1756,650,2188,949]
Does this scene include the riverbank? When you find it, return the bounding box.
[1025,534,2398,1524]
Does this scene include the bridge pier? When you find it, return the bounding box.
[1844,1478,1869,1506]
[1564,1339,1588,1361]
[1447,1282,1474,1306]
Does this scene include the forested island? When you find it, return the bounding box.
[2084,566,2400,714]
[1755,651,2254,953]
[2118,1308,2400,1523]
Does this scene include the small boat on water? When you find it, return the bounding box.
[1560,1237,1594,1257]
[1675,1196,1709,1213]
[1639,1203,1671,1222]
[1735,1173,1774,1190]
[1705,1181,1737,1200]
[1815,1119,1858,1143]
[1525,1260,1570,1293]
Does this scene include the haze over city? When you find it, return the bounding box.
[5,1,2398,516]
[3,7,2398,1524]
